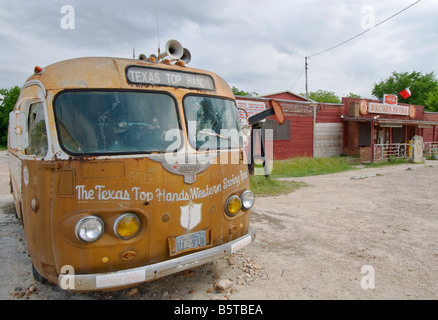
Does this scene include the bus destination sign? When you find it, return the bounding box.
[126,66,215,91]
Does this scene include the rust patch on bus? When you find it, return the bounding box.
[81,161,125,179]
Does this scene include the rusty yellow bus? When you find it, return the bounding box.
[8,40,255,291]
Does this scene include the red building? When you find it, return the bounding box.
[262,90,310,102]
[342,97,438,162]
[235,92,438,162]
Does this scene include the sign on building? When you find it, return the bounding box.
[368,103,409,116]
[383,94,398,106]
[236,100,266,121]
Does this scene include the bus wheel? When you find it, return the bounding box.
[32,264,47,284]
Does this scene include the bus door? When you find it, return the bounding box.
[10,84,56,281]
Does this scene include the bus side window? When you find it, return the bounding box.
[26,102,48,157]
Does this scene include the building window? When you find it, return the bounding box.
[392,127,405,143]
[263,119,291,141]
[27,102,48,157]
[358,122,371,146]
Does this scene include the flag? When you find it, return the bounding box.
[399,87,411,99]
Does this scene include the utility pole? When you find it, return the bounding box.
[305,56,316,158]
[305,56,309,98]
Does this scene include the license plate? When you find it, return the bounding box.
[174,230,207,253]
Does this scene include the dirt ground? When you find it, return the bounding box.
[1,150,437,300]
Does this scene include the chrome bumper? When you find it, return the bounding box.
[58,228,255,291]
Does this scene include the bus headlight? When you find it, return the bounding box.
[114,213,140,239]
[76,216,105,243]
[241,190,255,210]
[225,195,241,217]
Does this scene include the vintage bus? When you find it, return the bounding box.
[8,40,255,291]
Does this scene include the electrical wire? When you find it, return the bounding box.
[308,0,422,58]
[290,66,305,91]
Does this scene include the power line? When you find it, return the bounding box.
[304,0,423,97]
[308,0,422,58]
[290,66,305,91]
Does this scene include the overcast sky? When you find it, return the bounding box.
[1,0,437,99]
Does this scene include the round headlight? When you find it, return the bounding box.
[114,213,140,239]
[225,195,241,217]
[76,216,105,243]
[241,190,255,210]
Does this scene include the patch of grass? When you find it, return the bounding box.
[250,156,416,197]
[250,175,307,197]
[1,203,16,216]
[269,156,354,178]
[250,156,355,197]
[364,157,410,168]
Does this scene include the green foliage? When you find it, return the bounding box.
[250,156,354,197]
[372,71,438,110]
[270,156,354,178]
[302,89,341,103]
[231,86,258,96]
[364,158,409,168]
[425,88,438,112]
[346,93,362,98]
[250,175,306,197]
[0,86,21,145]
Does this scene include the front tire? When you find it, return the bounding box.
[32,264,46,284]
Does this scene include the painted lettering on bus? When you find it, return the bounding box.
[75,171,247,202]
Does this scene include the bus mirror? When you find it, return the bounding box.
[268,99,285,125]
[9,110,29,150]
[239,118,251,136]
[241,124,252,137]
[240,122,251,147]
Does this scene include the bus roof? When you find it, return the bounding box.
[26,57,234,98]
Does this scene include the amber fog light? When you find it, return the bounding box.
[225,195,241,217]
[114,214,140,239]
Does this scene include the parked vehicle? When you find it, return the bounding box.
[8,40,255,291]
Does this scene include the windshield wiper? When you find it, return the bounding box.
[197,130,241,149]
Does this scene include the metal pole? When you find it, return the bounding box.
[305,57,308,98]
[305,57,315,157]
[312,103,316,158]
[371,121,375,162]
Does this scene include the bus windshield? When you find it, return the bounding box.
[54,91,180,155]
[184,95,241,150]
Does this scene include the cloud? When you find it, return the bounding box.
[1,0,437,100]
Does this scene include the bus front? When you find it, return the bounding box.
[44,57,256,291]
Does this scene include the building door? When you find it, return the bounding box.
[392,127,405,143]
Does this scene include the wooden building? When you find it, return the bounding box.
[341,97,438,162]
[235,92,438,162]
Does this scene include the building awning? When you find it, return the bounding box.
[341,116,438,127]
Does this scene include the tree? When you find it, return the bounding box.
[372,71,438,110]
[0,86,21,146]
[302,89,341,103]
[231,86,258,96]
[425,89,438,112]
[346,93,362,99]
